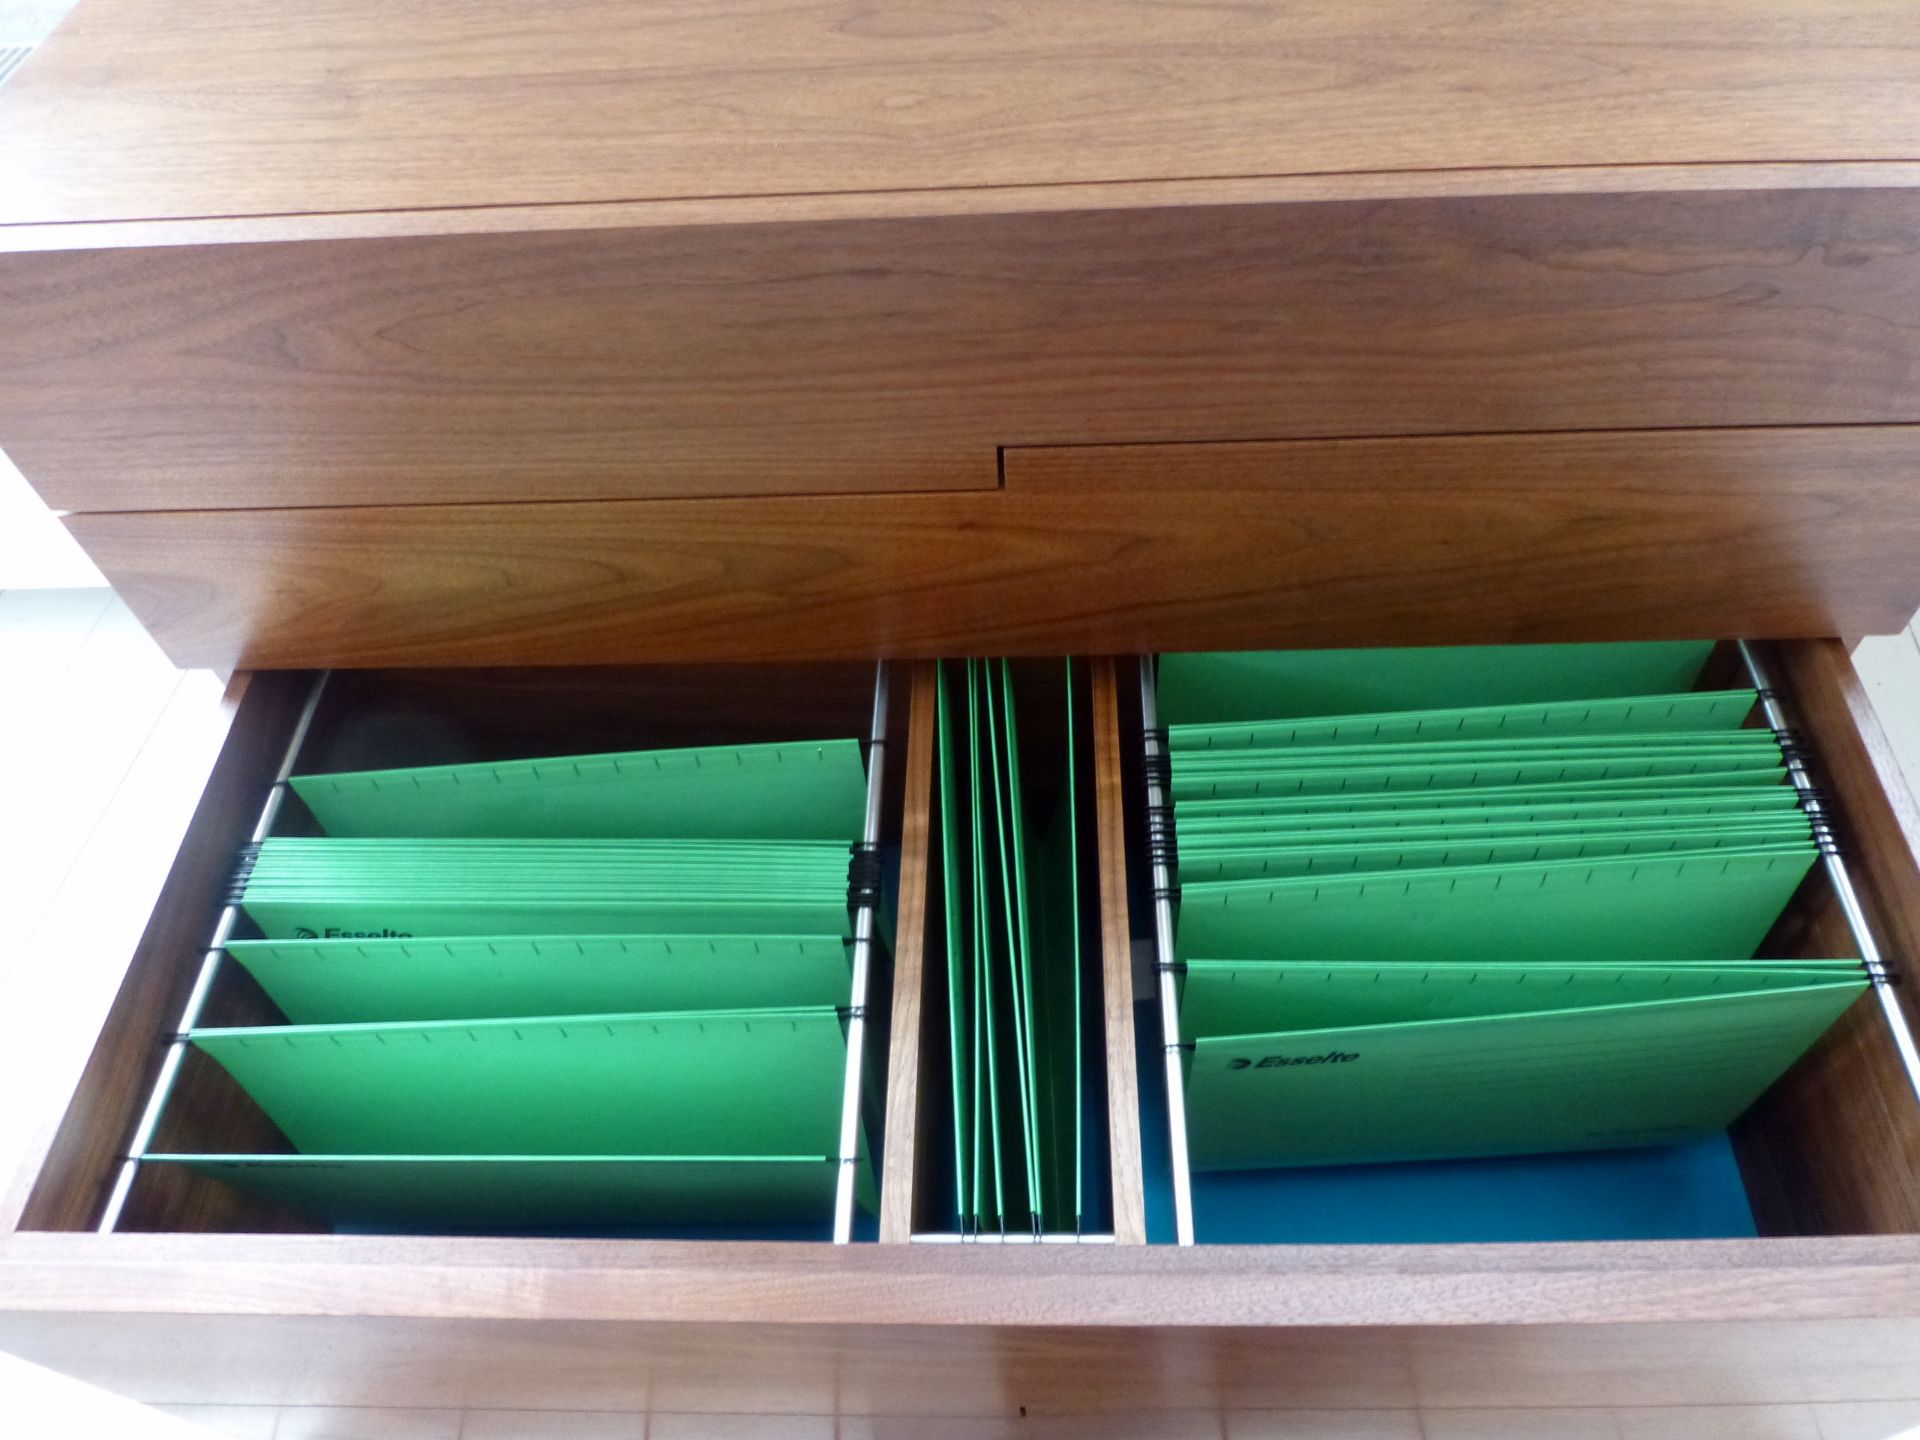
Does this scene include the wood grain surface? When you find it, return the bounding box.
[1091,658,1146,1245]
[878,662,937,1242]
[3,1,1919,225]
[65,425,1920,671]
[5,1227,1920,1328]
[1777,642,1920,1041]
[0,673,258,1236]
[7,186,1920,511]
[6,1305,1920,1413]
[9,671,314,1235]
[8,161,1920,255]
[1731,644,1920,1237]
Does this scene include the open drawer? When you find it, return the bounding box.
[1120,641,1920,1250]
[2,645,1920,1419]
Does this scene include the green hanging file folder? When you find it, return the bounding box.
[1157,641,1715,724]
[1175,775,1795,820]
[1169,749,1784,801]
[292,739,869,840]
[225,933,853,1024]
[1177,846,1818,962]
[191,1006,851,1157]
[1182,978,1866,1170]
[1176,825,1814,882]
[1179,958,1867,1038]
[1168,689,1757,751]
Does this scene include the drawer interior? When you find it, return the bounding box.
[896,658,1121,1240]
[24,641,1920,1254]
[1115,640,1920,1245]
[27,661,910,1239]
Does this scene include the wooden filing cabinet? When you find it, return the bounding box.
[5,0,1920,1418]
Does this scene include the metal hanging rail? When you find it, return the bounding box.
[1737,640,1920,1106]
[1138,658,1196,1245]
[98,670,333,1233]
[833,661,891,1243]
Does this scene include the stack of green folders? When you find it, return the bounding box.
[937,659,1088,1235]
[1157,642,1870,1173]
[146,736,876,1231]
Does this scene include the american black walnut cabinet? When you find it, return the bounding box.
[5,0,1920,1417]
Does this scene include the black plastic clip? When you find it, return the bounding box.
[1140,728,1174,792]
[846,842,885,912]
[225,840,266,906]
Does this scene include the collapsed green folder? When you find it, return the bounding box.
[937,658,1085,1233]
[1176,774,1797,819]
[238,837,855,940]
[226,934,852,1023]
[1179,814,1811,854]
[292,738,869,840]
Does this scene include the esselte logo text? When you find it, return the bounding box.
[1225,1051,1359,1070]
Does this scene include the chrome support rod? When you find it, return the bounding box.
[833,661,891,1243]
[1138,659,1197,1246]
[1737,641,1920,1106]
[98,671,332,1233]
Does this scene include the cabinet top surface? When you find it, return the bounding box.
[3,0,1920,232]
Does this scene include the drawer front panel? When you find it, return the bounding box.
[6,0,1920,223]
[6,186,1920,512]
[69,425,1920,671]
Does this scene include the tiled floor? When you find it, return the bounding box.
[1853,621,1920,802]
[138,1400,1920,1439]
